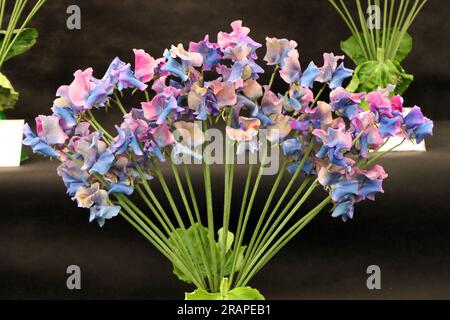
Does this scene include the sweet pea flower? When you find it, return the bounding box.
[266,114,292,143]
[332,196,356,222]
[279,49,301,84]
[35,115,68,146]
[313,125,353,167]
[242,80,263,101]
[261,86,284,115]
[264,37,297,67]
[23,123,60,158]
[123,109,150,141]
[403,106,434,143]
[351,112,384,158]
[133,49,160,83]
[236,95,274,126]
[160,44,203,82]
[280,49,320,87]
[316,53,353,89]
[330,87,364,120]
[218,20,261,60]
[189,35,222,71]
[172,121,205,161]
[226,117,261,142]
[142,88,184,124]
[57,160,90,196]
[113,125,144,156]
[293,102,332,132]
[73,182,105,208]
[110,61,148,91]
[76,132,115,175]
[207,81,237,108]
[170,44,204,68]
[284,85,314,113]
[378,111,404,138]
[366,85,396,117]
[152,123,175,148]
[73,183,120,227]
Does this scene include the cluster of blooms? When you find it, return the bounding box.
[23,21,433,226]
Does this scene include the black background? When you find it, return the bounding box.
[1,0,450,300]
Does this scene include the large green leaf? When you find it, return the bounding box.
[347,59,413,95]
[340,35,367,65]
[185,287,265,300]
[185,278,265,300]
[340,30,413,65]
[0,72,19,112]
[169,224,246,284]
[0,28,39,62]
[394,32,413,63]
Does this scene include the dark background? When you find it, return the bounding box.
[1,0,449,299]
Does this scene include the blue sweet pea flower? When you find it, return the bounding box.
[90,205,121,227]
[332,196,356,222]
[404,106,434,143]
[23,124,60,158]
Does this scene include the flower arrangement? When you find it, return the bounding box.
[329,0,427,95]
[23,20,433,300]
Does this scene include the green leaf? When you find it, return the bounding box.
[340,35,367,65]
[218,228,234,253]
[169,224,246,284]
[393,32,413,63]
[185,287,265,300]
[185,279,265,300]
[226,287,265,300]
[347,59,413,95]
[340,30,413,65]
[185,288,223,300]
[0,28,39,62]
[0,73,19,112]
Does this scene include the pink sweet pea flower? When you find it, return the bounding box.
[133,49,160,83]
[35,115,68,146]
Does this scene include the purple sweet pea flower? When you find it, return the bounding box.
[284,85,314,113]
[23,123,60,158]
[76,132,115,175]
[332,196,356,222]
[113,125,144,156]
[189,35,222,71]
[218,20,262,60]
[263,37,297,67]
[313,125,353,167]
[57,160,90,196]
[403,106,434,143]
[35,115,68,146]
[316,53,353,89]
[351,112,384,158]
[142,88,184,125]
[330,87,364,120]
[378,111,404,138]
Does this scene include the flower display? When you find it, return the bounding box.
[23,20,433,300]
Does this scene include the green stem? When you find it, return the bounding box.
[169,159,214,290]
[236,177,320,286]
[0,0,46,67]
[228,164,253,285]
[239,197,332,286]
[244,141,315,267]
[113,91,128,115]
[202,121,218,291]
[268,65,280,89]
